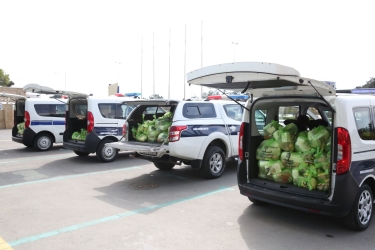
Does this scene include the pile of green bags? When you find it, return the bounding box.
[72,128,87,141]
[132,112,172,143]
[257,120,331,191]
[17,122,25,135]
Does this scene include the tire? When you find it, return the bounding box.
[74,150,90,157]
[96,138,119,163]
[34,133,53,151]
[201,146,226,179]
[343,184,373,231]
[248,197,266,205]
[154,162,175,170]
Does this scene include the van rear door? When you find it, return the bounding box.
[187,62,335,98]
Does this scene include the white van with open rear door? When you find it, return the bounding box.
[188,62,375,231]
[1,90,66,151]
[24,84,136,162]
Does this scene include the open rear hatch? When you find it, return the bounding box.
[188,62,335,197]
[187,62,335,98]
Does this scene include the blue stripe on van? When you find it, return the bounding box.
[180,125,228,137]
[30,120,65,126]
[93,127,122,136]
[53,121,65,125]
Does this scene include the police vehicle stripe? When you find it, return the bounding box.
[30,120,65,126]
[93,127,122,136]
[181,125,228,137]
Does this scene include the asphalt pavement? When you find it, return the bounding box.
[0,129,374,250]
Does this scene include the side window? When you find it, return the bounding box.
[224,104,243,121]
[34,104,50,116]
[255,110,266,130]
[279,106,299,125]
[98,104,117,119]
[353,108,374,140]
[143,107,165,115]
[119,105,135,119]
[183,103,216,118]
[34,104,66,117]
[307,107,322,120]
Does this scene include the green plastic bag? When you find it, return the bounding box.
[295,131,312,152]
[281,152,303,168]
[256,139,282,160]
[308,125,330,148]
[278,123,298,151]
[272,169,293,183]
[263,120,281,139]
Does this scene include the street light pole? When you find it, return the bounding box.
[115,62,121,84]
[232,42,238,62]
[141,35,143,99]
[168,28,171,99]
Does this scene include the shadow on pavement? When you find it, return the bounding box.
[0,144,69,160]
[237,201,375,250]
[92,161,239,214]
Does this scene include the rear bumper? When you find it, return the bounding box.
[11,135,23,144]
[12,127,35,146]
[239,173,358,217]
[107,141,166,157]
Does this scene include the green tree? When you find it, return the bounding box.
[0,69,14,87]
[357,77,375,88]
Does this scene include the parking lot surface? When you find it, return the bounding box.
[0,129,374,250]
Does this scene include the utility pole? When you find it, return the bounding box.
[153,32,155,96]
[184,24,186,100]
[168,28,171,99]
[200,20,203,99]
[141,35,143,99]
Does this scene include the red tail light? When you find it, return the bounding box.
[337,127,351,175]
[25,111,30,128]
[239,122,245,161]
[87,111,94,133]
[122,123,127,136]
[169,125,187,142]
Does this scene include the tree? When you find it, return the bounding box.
[0,69,14,87]
[357,77,375,88]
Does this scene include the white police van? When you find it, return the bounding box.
[188,62,375,231]
[1,90,66,151]
[23,84,136,162]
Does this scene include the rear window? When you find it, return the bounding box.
[34,104,66,117]
[99,103,134,119]
[183,103,216,118]
[224,104,243,121]
[353,108,374,140]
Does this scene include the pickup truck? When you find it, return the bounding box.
[107,99,250,178]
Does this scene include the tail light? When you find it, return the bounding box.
[169,125,187,142]
[239,122,245,161]
[122,123,127,136]
[87,111,94,133]
[25,111,30,128]
[337,127,351,175]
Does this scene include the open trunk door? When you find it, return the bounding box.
[23,84,89,98]
[0,92,26,101]
[187,62,335,98]
[118,99,180,106]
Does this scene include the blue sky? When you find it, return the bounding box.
[1,0,374,99]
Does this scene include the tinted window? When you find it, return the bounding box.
[353,108,374,140]
[143,107,166,115]
[183,103,216,118]
[279,106,299,125]
[34,104,66,117]
[98,103,134,119]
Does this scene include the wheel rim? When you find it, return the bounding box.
[209,153,223,174]
[102,145,115,159]
[358,190,372,225]
[37,136,51,150]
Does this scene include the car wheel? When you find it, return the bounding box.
[343,184,373,231]
[248,197,266,205]
[201,146,226,179]
[74,150,90,157]
[154,162,175,170]
[34,133,53,151]
[96,138,119,163]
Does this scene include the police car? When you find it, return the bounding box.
[187,61,375,231]
[107,98,250,178]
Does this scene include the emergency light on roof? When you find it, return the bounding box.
[125,92,141,97]
[207,94,249,101]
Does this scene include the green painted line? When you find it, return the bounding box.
[0,153,74,165]
[0,166,142,189]
[8,186,234,247]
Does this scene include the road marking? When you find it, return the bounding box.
[8,186,234,247]
[0,166,142,189]
[0,153,74,165]
[0,237,13,250]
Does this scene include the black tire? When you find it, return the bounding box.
[34,133,53,151]
[96,138,119,163]
[343,184,373,231]
[201,146,226,179]
[154,162,175,170]
[248,197,266,205]
[74,150,90,157]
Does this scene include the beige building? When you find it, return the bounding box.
[0,87,26,129]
